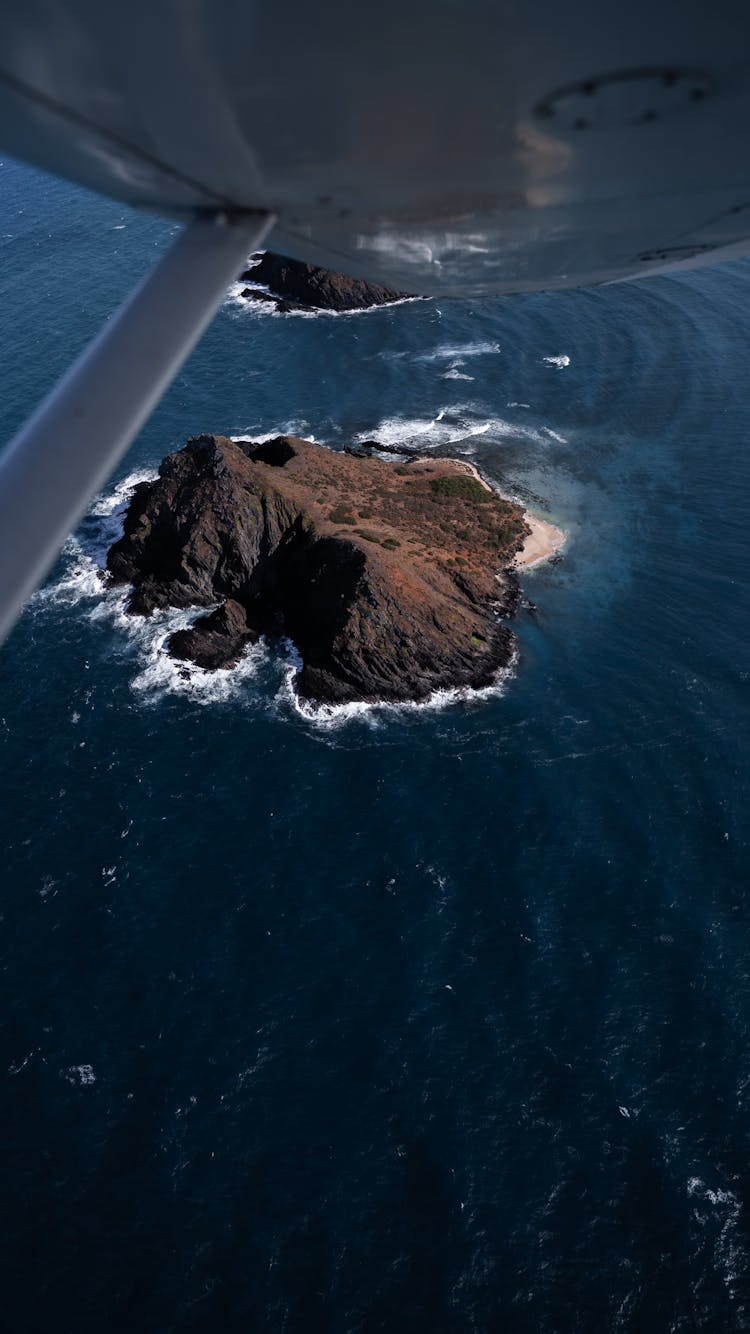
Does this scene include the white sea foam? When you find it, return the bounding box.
[91,589,267,705]
[542,427,568,443]
[224,279,263,309]
[542,354,570,368]
[357,406,551,450]
[687,1176,746,1299]
[9,1051,38,1074]
[224,282,324,318]
[32,538,106,608]
[225,281,421,319]
[62,1064,96,1085]
[89,469,157,517]
[230,424,315,444]
[34,469,159,612]
[441,365,475,381]
[35,470,266,705]
[417,341,501,362]
[687,1177,741,1211]
[89,468,159,566]
[280,648,518,728]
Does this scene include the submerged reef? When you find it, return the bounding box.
[106,435,530,704]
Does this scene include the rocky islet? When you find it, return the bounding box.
[106,434,531,704]
[239,250,414,313]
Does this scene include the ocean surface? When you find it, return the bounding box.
[1,157,750,1333]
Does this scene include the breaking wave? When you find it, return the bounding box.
[280,647,519,729]
[34,466,515,717]
[230,424,316,444]
[356,406,557,451]
[32,537,107,607]
[91,592,266,705]
[33,470,265,705]
[88,469,157,518]
[224,281,421,319]
[441,360,475,381]
[416,341,502,362]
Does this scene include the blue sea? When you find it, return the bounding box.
[2,157,750,1332]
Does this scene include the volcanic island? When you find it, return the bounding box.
[238,250,414,313]
[106,434,562,705]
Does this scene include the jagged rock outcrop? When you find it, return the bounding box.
[107,434,530,704]
[239,251,413,312]
[170,599,257,670]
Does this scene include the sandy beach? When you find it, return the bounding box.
[515,511,566,568]
[457,459,566,569]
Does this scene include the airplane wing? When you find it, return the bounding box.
[1,0,749,640]
[1,0,749,294]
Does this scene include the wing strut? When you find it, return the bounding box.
[0,208,274,645]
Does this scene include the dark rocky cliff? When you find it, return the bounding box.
[107,435,529,704]
[239,251,413,312]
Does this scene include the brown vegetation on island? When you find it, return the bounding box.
[106,435,530,704]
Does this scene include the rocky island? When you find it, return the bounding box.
[106,435,533,705]
[239,251,414,313]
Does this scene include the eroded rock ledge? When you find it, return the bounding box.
[106,435,530,704]
[239,251,413,312]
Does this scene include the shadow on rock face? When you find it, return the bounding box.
[106,434,529,705]
[240,437,297,468]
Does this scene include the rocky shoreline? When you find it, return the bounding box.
[239,251,415,313]
[106,435,531,705]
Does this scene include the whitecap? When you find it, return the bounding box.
[688,1177,741,1210]
[417,341,501,362]
[230,425,314,444]
[542,354,570,368]
[62,1064,96,1086]
[441,365,475,381]
[357,407,549,451]
[686,1175,746,1297]
[9,1051,37,1074]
